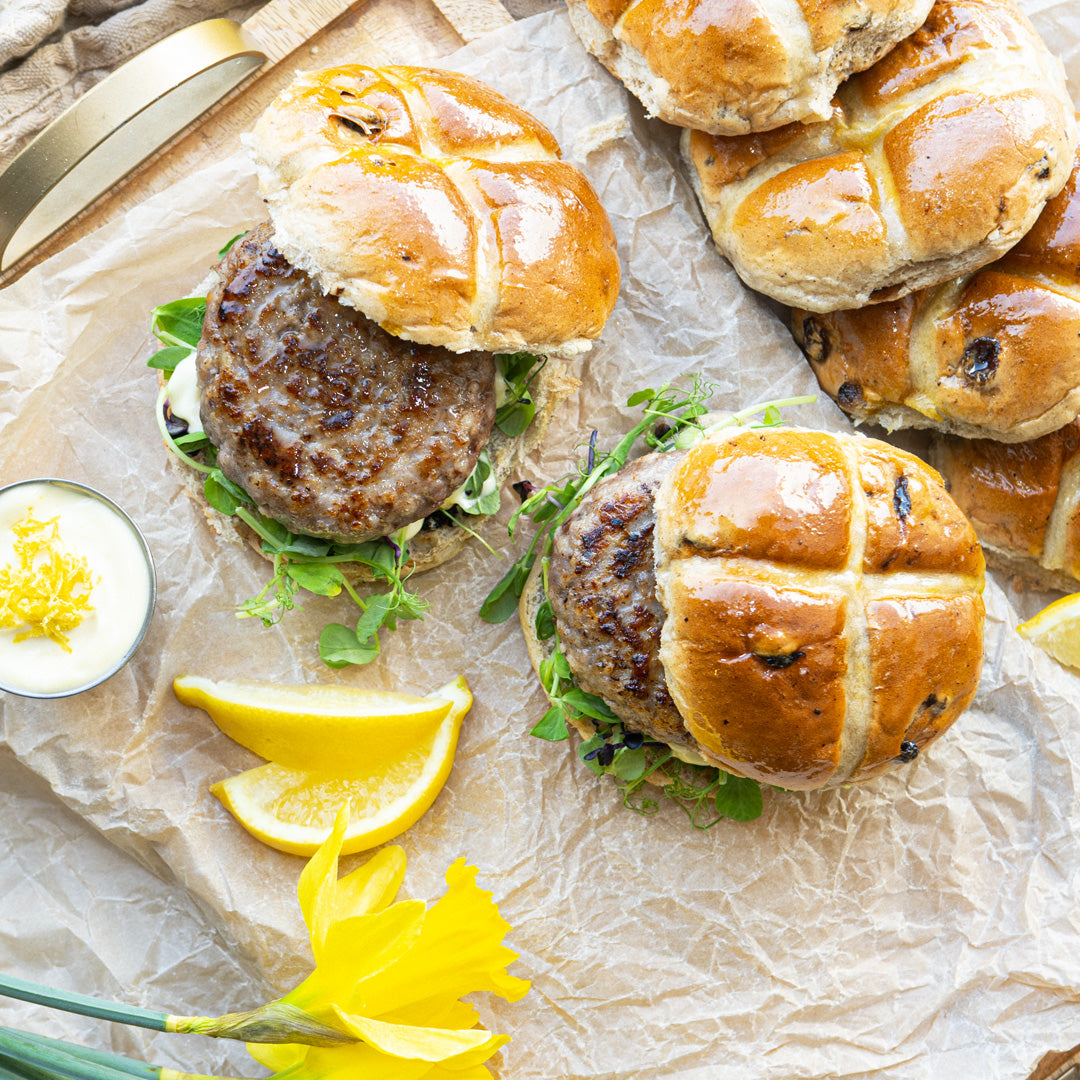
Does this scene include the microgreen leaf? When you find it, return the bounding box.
[354,592,394,644]
[479,556,534,624]
[151,297,206,349]
[319,623,379,668]
[534,600,555,641]
[146,345,191,372]
[713,773,765,821]
[494,353,544,438]
[203,472,243,515]
[218,231,247,258]
[453,450,500,516]
[286,563,344,597]
[559,687,617,723]
[610,746,647,782]
[530,706,570,742]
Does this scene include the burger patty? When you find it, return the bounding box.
[196,222,496,542]
[548,450,697,749]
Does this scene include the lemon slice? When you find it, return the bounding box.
[1017,593,1080,668]
[173,675,453,773]
[209,676,471,856]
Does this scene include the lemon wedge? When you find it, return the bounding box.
[207,676,471,856]
[1017,593,1080,668]
[173,675,453,773]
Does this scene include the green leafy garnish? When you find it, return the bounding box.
[151,296,206,349]
[482,378,817,826]
[218,231,248,258]
[494,352,544,437]
[148,296,426,667]
[452,450,500,517]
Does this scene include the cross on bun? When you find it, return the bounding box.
[653,428,985,789]
[682,0,1077,312]
[931,421,1080,592]
[792,140,1080,442]
[566,0,935,135]
[246,65,621,356]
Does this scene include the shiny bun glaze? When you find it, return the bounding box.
[792,140,1080,442]
[683,0,1077,312]
[653,428,985,790]
[567,0,934,134]
[932,421,1080,591]
[246,65,620,356]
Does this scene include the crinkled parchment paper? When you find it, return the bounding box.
[3,7,1080,1078]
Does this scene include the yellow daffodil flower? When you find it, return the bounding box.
[247,804,530,1079]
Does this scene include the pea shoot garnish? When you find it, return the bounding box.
[482,379,815,826]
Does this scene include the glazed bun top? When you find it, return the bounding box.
[653,427,986,790]
[246,65,621,356]
[792,138,1080,443]
[683,0,1077,312]
[566,0,935,135]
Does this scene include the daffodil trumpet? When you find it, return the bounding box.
[0,804,530,1080]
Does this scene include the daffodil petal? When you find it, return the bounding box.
[423,1066,494,1079]
[379,997,480,1031]
[350,859,530,1018]
[335,845,406,918]
[285,901,426,1018]
[246,1040,307,1072]
[298,802,350,955]
[332,1007,508,1065]
[289,1040,434,1080]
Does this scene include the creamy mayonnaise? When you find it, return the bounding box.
[0,482,155,696]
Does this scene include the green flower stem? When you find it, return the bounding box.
[0,1029,156,1080]
[0,1031,155,1080]
[0,976,166,1034]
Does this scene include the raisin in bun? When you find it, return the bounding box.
[931,422,1080,592]
[245,65,620,357]
[792,138,1080,442]
[522,426,986,792]
[683,0,1077,312]
[566,0,935,135]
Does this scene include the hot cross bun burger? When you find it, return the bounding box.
[522,426,986,790]
[159,65,620,578]
[566,0,935,135]
[682,0,1077,312]
[793,139,1080,442]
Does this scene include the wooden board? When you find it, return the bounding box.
[0,0,513,287]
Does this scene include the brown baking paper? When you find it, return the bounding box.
[3,8,1080,1078]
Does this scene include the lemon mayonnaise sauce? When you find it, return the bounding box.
[0,481,154,696]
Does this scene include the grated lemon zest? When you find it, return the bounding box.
[0,511,96,652]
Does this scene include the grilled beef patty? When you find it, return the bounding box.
[548,450,696,748]
[196,222,496,542]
